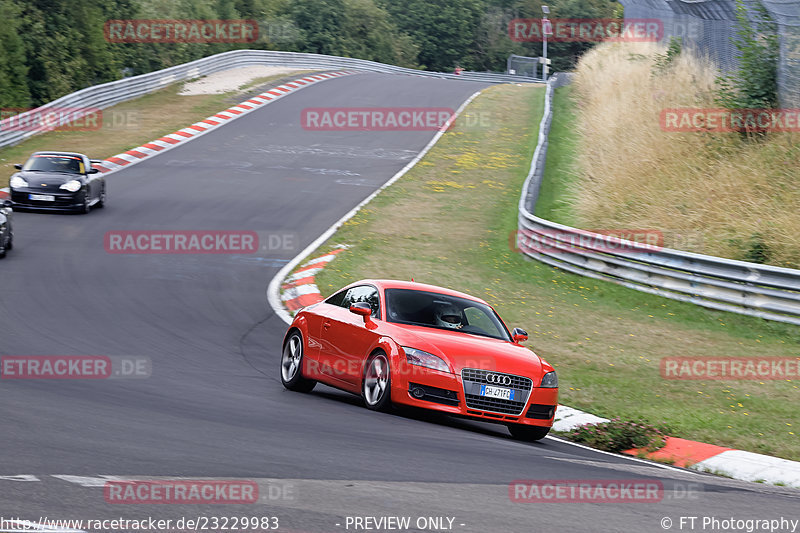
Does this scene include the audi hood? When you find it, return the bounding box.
[385,323,548,377]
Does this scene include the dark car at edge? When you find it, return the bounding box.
[0,198,13,257]
[9,151,106,213]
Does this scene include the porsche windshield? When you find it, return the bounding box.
[385,288,510,340]
[23,154,83,174]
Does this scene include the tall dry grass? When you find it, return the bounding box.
[571,42,800,268]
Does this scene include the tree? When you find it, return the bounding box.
[380,0,485,71]
[716,0,779,110]
[285,0,418,66]
[0,0,31,107]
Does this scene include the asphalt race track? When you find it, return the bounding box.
[1,73,798,532]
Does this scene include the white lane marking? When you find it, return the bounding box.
[552,405,608,431]
[284,267,323,282]
[133,146,159,156]
[0,475,39,481]
[281,284,321,301]
[694,450,800,487]
[116,152,145,162]
[544,436,689,473]
[164,133,190,141]
[50,475,123,487]
[302,253,341,267]
[178,127,203,135]
[149,139,173,149]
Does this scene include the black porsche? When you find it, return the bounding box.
[9,151,106,213]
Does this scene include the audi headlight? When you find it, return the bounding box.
[60,180,82,192]
[540,371,558,388]
[403,347,451,373]
[9,176,28,189]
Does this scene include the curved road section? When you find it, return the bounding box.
[0,73,797,532]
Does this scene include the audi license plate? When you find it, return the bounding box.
[480,385,514,401]
[29,194,55,201]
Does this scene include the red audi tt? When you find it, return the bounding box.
[280,280,558,441]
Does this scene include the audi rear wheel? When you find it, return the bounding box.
[280,331,316,393]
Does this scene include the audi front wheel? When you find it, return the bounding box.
[280,331,316,393]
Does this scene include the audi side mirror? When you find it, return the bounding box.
[512,327,528,343]
[14,164,22,170]
[350,302,372,318]
[88,168,99,174]
[2,200,12,209]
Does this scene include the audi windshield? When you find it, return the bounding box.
[385,288,511,341]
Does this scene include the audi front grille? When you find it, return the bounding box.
[461,368,533,416]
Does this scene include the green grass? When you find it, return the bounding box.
[534,86,579,226]
[293,83,799,460]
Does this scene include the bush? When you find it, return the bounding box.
[715,0,779,112]
[652,37,682,76]
[563,418,668,453]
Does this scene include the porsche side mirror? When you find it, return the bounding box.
[350,302,372,318]
[88,168,99,174]
[512,327,528,343]
[13,164,22,170]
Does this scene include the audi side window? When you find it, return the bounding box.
[343,286,381,319]
[325,290,348,307]
[463,307,503,338]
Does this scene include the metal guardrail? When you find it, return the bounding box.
[0,49,539,149]
[517,75,800,326]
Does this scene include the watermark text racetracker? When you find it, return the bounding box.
[104,19,258,43]
[511,480,703,503]
[661,516,798,532]
[661,357,800,380]
[1,108,139,132]
[104,230,297,255]
[661,108,800,133]
[511,228,664,255]
[1,356,151,380]
[301,107,456,131]
[509,18,663,42]
[104,479,294,505]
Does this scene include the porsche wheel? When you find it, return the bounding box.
[363,351,391,411]
[80,194,91,214]
[507,424,550,442]
[280,331,316,392]
[96,186,106,208]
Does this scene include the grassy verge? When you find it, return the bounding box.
[570,43,800,268]
[298,83,799,460]
[1,71,312,186]
[534,85,579,226]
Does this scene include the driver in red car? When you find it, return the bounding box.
[434,302,463,329]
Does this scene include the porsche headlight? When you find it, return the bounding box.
[540,371,558,388]
[403,347,451,373]
[60,180,82,192]
[9,176,28,189]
